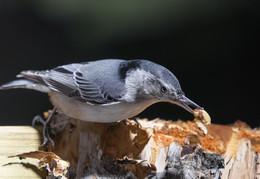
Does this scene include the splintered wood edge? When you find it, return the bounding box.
[1,118,260,178]
[139,119,260,154]
[50,117,260,178]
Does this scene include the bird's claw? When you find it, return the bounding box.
[32,115,45,127]
[32,107,56,149]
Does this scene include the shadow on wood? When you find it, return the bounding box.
[47,114,260,178]
[1,114,260,178]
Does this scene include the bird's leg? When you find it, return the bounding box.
[32,106,56,148]
[127,117,142,128]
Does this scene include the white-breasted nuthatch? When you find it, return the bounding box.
[0,59,202,123]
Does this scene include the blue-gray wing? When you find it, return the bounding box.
[72,69,120,104]
[18,60,126,105]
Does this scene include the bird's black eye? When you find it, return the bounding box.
[161,86,167,93]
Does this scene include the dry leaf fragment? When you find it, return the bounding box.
[193,109,211,125]
[9,151,58,160]
[9,151,70,179]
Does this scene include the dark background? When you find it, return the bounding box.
[0,0,259,127]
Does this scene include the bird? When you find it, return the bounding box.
[0,59,202,145]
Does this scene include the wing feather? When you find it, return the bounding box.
[73,70,118,104]
[18,64,120,105]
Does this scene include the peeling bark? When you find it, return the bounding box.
[47,114,260,179]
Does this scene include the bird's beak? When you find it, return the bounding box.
[171,95,203,114]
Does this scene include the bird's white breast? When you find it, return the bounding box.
[49,91,157,123]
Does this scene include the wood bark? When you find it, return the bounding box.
[1,114,260,178]
[45,114,260,179]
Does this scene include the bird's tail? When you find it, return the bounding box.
[0,79,49,93]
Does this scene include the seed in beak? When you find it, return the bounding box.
[193,109,211,125]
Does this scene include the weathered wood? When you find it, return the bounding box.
[1,116,260,179]
[47,114,260,179]
[0,126,46,178]
[222,139,260,179]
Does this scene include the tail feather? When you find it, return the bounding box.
[0,79,49,93]
[17,70,48,84]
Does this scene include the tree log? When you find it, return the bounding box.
[46,114,260,179]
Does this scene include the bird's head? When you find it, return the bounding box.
[122,60,202,113]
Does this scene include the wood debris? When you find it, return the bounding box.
[9,151,70,179]
[115,156,157,177]
[44,113,258,178]
[4,112,259,178]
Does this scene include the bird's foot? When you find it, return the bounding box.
[32,107,56,148]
